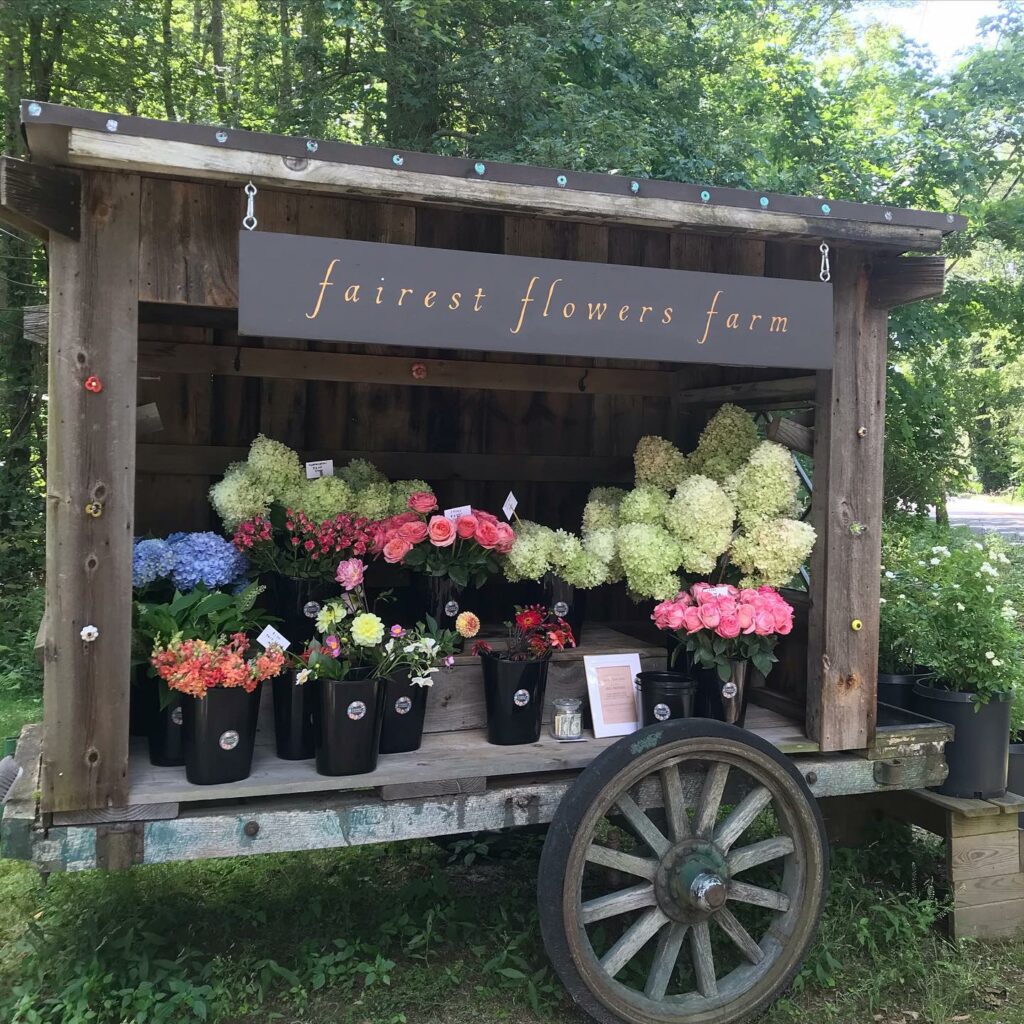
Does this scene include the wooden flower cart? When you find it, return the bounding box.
[0,101,977,1022]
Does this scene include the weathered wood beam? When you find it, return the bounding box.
[672,375,815,408]
[0,156,80,240]
[869,256,946,309]
[43,170,139,813]
[137,443,633,483]
[766,415,814,455]
[58,128,946,252]
[806,249,886,752]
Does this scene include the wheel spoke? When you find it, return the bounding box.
[581,883,656,924]
[690,920,718,997]
[660,765,691,842]
[694,762,729,838]
[715,907,765,965]
[586,844,659,880]
[728,879,790,912]
[727,836,795,875]
[616,793,670,856]
[599,907,669,978]
[713,785,772,851]
[644,921,688,1000]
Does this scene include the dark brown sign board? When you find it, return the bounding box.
[238,231,834,368]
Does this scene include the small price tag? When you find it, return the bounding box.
[709,585,733,597]
[444,504,472,522]
[305,459,334,480]
[503,491,518,520]
[256,624,291,652]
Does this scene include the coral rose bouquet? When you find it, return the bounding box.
[652,582,794,680]
[151,632,286,699]
[372,491,515,588]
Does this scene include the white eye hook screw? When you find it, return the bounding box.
[819,241,831,283]
[242,181,258,231]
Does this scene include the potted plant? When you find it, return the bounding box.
[650,582,794,727]
[372,492,514,628]
[378,612,477,755]
[232,505,375,648]
[133,534,251,764]
[502,520,615,645]
[473,606,575,745]
[877,528,936,708]
[148,586,287,786]
[907,531,1024,798]
[295,564,406,776]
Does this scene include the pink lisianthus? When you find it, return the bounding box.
[335,557,365,591]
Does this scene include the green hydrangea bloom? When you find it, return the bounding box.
[730,517,816,587]
[503,521,555,582]
[246,435,304,497]
[687,404,760,483]
[339,458,387,490]
[616,523,683,599]
[209,464,270,530]
[634,435,688,490]
[619,485,670,526]
[293,476,355,523]
[726,441,799,529]
[548,529,584,569]
[583,527,617,563]
[560,549,611,589]
[389,479,433,514]
[351,482,394,522]
[583,499,620,535]
[664,475,735,574]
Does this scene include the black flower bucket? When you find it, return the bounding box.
[480,652,549,746]
[379,673,431,755]
[182,685,260,786]
[272,670,317,760]
[147,692,185,767]
[314,667,386,776]
[636,671,696,726]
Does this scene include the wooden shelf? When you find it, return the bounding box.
[125,704,814,806]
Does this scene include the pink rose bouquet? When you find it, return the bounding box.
[652,582,794,680]
[371,491,515,588]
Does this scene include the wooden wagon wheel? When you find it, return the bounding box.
[538,720,828,1024]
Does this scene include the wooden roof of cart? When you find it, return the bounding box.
[13,100,965,252]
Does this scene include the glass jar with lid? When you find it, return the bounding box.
[552,697,583,739]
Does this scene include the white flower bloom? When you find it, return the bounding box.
[930,558,940,565]
[917,560,926,567]
[951,583,960,589]
[296,668,311,684]
[980,562,999,577]
[411,675,434,687]
[998,552,1010,564]
[993,659,1003,667]
[956,602,966,611]
[879,597,887,605]
[985,651,996,660]
[974,542,984,550]
[986,585,995,593]
[885,570,896,579]
[898,593,907,601]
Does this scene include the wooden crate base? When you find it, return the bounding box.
[870,788,1024,940]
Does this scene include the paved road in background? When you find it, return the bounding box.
[947,496,1024,540]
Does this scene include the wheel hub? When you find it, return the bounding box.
[655,838,730,923]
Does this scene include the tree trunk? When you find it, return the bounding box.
[934,494,950,528]
[277,0,293,130]
[210,0,228,121]
[161,0,177,120]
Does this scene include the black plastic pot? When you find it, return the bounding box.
[413,575,477,631]
[693,661,752,727]
[129,665,154,737]
[147,692,184,767]
[272,671,317,760]
[182,686,260,786]
[541,573,587,647]
[878,667,935,710]
[1009,743,1024,827]
[480,652,549,745]
[913,682,1011,799]
[270,575,331,651]
[379,674,430,754]
[636,671,696,726]
[314,667,385,776]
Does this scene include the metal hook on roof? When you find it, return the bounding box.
[242,181,258,231]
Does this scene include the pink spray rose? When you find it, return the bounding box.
[427,516,457,548]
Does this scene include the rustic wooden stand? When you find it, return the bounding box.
[0,100,984,1023]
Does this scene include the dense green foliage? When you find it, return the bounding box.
[0,1,1023,548]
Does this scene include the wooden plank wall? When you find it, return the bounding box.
[133,176,812,632]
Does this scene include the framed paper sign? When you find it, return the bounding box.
[584,653,643,738]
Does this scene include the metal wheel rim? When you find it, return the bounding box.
[560,734,826,1024]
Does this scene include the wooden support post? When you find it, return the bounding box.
[0,156,81,240]
[43,171,140,812]
[806,250,888,751]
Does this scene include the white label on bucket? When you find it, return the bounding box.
[170,706,183,726]
[219,730,240,751]
[653,703,672,722]
[305,459,334,479]
[513,688,531,708]
[395,696,413,715]
[347,700,367,721]
[256,624,291,652]
[721,682,738,699]
[503,491,518,520]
